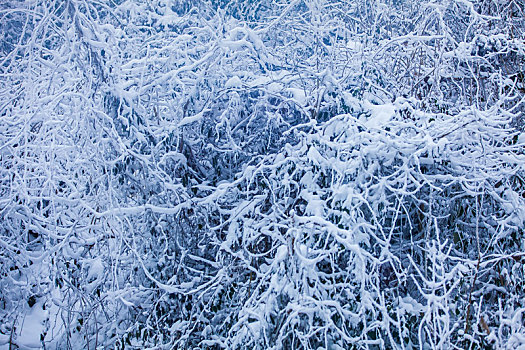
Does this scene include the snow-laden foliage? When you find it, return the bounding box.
[204,98,525,349]
[0,0,524,349]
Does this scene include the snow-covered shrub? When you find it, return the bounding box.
[200,95,525,348]
[0,0,524,349]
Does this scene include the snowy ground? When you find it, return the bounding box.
[0,296,63,350]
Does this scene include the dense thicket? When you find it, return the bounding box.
[1,0,524,349]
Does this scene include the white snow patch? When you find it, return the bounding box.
[286,88,308,106]
[275,245,288,263]
[225,76,243,88]
[362,101,395,128]
[346,40,363,51]
[268,82,283,93]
